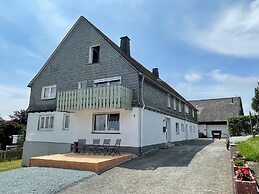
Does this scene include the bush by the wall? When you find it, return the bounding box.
[228,115,258,136]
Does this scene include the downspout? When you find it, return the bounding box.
[139,74,145,155]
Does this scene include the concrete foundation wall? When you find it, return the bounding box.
[22,141,71,166]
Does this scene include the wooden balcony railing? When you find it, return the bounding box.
[56,85,133,111]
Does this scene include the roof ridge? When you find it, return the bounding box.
[190,96,241,102]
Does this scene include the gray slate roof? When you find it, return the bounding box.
[190,97,244,123]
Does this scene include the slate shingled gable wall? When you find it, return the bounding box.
[27,16,198,124]
[28,19,140,112]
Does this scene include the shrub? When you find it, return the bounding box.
[228,115,258,136]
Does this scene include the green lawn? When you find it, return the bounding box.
[0,160,22,172]
[237,136,259,161]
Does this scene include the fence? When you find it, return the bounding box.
[0,149,22,162]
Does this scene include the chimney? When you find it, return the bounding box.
[152,68,159,78]
[120,36,130,56]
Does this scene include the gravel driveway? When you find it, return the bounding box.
[0,167,95,194]
[60,139,233,194]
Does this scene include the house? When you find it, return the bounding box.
[190,97,244,138]
[22,16,198,166]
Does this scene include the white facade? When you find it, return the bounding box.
[142,109,198,147]
[26,108,198,150]
[26,108,140,147]
[198,124,228,138]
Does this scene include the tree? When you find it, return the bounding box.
[252,82,259,114]
[9,109,28,125]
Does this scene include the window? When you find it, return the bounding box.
[176,123,179,135]
[189,125,192,133]
[93,113,120,132]
[89,45,100,63]
[78,80,87,89]
[108,114,120,131]
[94,76,121,87]
[192,109,195,117]
[167,94,171,108]
[38,115,54,130]
[173,98,177,110]
[63,114,70,130]
[185,105,189,115]
[181,123,184,132]
[179,101,182,112]
[41,85,56,99]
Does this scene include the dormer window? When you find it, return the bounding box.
[89,45,100,63]
[185,104,189,115]
[173,98,177,110]
[167,94,171,108]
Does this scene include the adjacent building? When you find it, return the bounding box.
[190,97,244,138]
[22,16,198,166]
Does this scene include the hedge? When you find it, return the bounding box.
[228,115,258,136]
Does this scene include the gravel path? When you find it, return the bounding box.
[0,167,95,194]
[60,139,233,194]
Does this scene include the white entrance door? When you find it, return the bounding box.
[165,118,171,142]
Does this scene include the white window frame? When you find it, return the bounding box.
[173,98,177,110]
[93,76,121,87]
[38,115,54,131]
[93,113,120,133]
[179,101,182,112]
[78,80,88,90]
[89,44,100,64]
[181,123,184,132]
[167,94,171,108]
[176,122,180,135]
[41,85,57,100]
[63,113,70,130]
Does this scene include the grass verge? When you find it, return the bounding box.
[237,136,259,161]
[0,160,22,172]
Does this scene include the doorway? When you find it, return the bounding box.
[165,118,171,142]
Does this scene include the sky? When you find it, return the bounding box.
[0,0,258,119]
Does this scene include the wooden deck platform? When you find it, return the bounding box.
[29,153,133,174]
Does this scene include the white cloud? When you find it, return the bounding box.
[0,85,29,120]
[186,1,259,58]
[174,70,259,114]
[184,72,202,82]
[211,69,259,85]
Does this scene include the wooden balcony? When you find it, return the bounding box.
[56,85,133,111]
